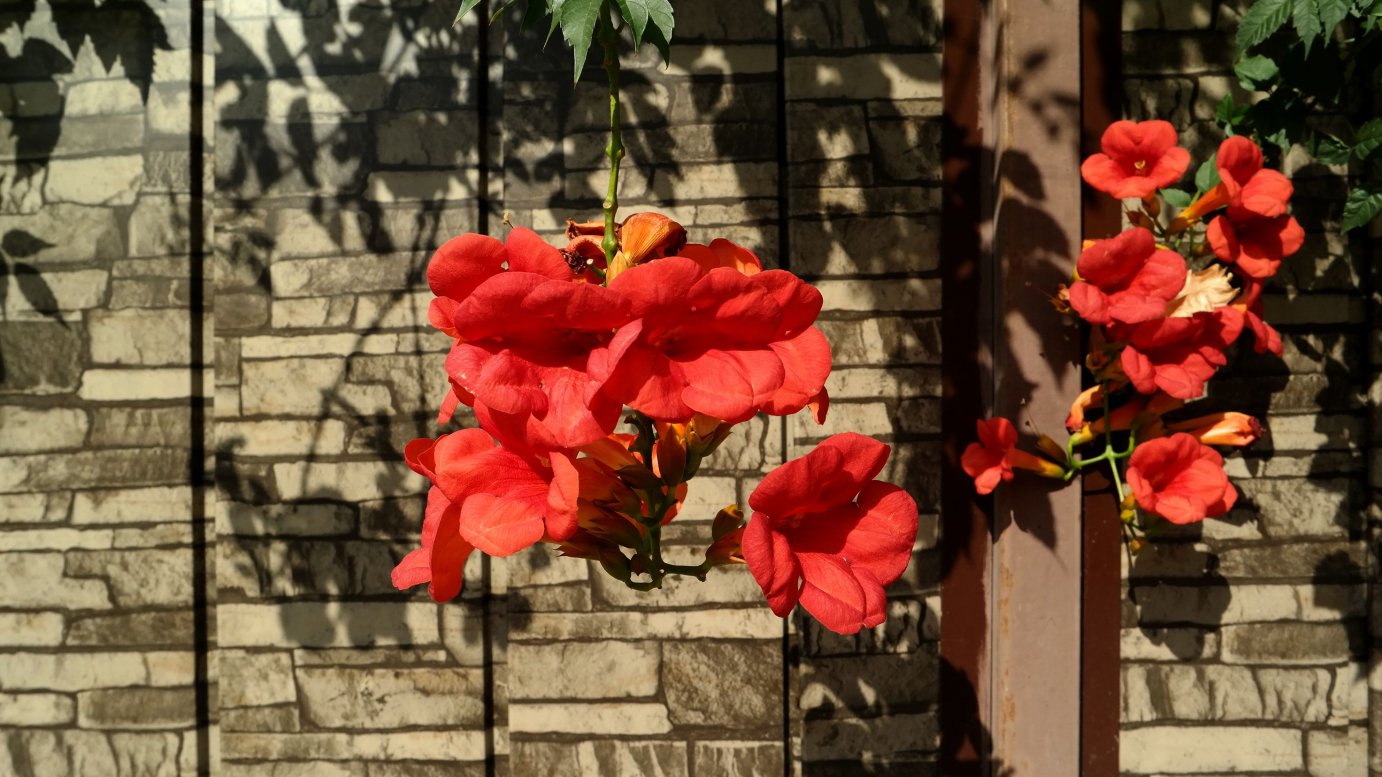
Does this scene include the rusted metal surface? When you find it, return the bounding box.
[939,0,992,771]
[1080,2,1125,775]
[941,0,1087,773]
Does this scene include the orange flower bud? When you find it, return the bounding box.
[705,527,746,567]
[1067,385,1104,432]
[1008,449,1067,480]
[711,505,744,541]
[654,432,688,486]
[1166,412,1262,447]
[1036,434,1067,464]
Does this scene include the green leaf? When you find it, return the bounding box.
[1353,118,1382,159]
[1317,0,1351,33]
[1293,0,1325,54]
[614,0,673,52]
[1216,93,1250,127]
[1195,154,1221,195]
[453,0,484,26]
[1160,188,1193,209]
[1234,54,1280,89]
[1340,182,1382,231]
[558,0,603,82]
[1237,0,1293,51]
[1311,135,1353,164]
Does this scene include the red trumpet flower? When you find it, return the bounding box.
[1068,227,1187,325]
[1080,120,1191,199]
[742,433,918,635]
[1115,307,1244,400]
[1126,433,1237,524]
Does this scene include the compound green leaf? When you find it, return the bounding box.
[1237,0,1293,51]
[558,0,603,82]
[614,0,673,52]
[1341,182,1382,231]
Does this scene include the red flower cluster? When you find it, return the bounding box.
[967,122,1293,536]
[394,213,919,635]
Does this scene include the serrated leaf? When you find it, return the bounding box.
[1293,0,1324,54]
[1311,135,1353,164]
[521,0,553,31]
[490,0,519,23]
[1341,183,1382,231]
[1317,0,1351,32]
[1234,54,1280,88]
[1,229,54,258]
[643,19,672,64]
[1195,154,1221,195]
[1353,118,1382,159]
[453,0,484,26]
[13,263,62,324]
[1216,93,1250,126]
[1237,0,1293,51]
[1160,189,1194,209]
[613,0,673,50]
[558,0,603,82]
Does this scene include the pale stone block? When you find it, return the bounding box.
[593,556,765,607]
[1121,627,1218,662]
[817,278,940,312]
[0,407,88,453]
[0,528,114,551]
[272,297,354,329]
[113,523,192,549]
[219,650,296,707]
[1120,726,1301,773]
[1307,727,1365,777]
[507,545,589,588]
[297,667,484,728]
[0,553,109,609]
[64,80,144,116]
[77,687,195,729]
[238,333,402,359]
[268,254,419,298]
[271,461,418,502]
[239,357,345,415]
[657,44,777,76]
[694,742,783,777]
[78,369,197,401]
[664,641,780,726]
[787,54,942,100]
[89,308,192,366]
[509,703,673,735]
[217,420,348,457]
[44,155,144,206]
[509,641,660,700]
[0,612,65,646]
[72,486,192,524]
[0,692,75,726]
[217,603,440,648]
[826,367,942,400]
[65,548,193,607]
[220,731,485,762]
[367,170,479,203]
[351,291,434,331]
[513,609,783,642]
[0,652,158,691]
[0,730,116,773]
[1,269,107,319]
[216,501,355,537]
[572,741,688,777]
[0,493,71,524]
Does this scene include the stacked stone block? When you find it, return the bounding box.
[213,0,496,773]
[0,0,210,774]
[1120,1,1371,774]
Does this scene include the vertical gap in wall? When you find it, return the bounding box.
[939,0,991,773]
[1078,2,1123,774]
[774,0,792,773]
[188,0,210,773]
[476,5,497,777]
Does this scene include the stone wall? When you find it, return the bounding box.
[1119,1,1374,775]
[2,0,943,775]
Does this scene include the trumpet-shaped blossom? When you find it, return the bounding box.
[1080,120,1191,199]
[393,429,581,574]
[1068,227,1186,325]
[742,433,918,634]
[1115,307,1244,399]
[1206,211,1304,280]
[596,248,831,424]
[1234,280,1283,357]
[961,417,1067,493]
[427,228,575,339]
[446,271,633,451]
[1165,412,1263,447]
[1126,433,1237,524]
[1176,137,1293,225]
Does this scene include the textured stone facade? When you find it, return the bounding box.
[1119,1,1375,775]
[2,0,1377,775]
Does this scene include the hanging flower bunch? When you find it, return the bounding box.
[393,215,920,634]
[389,0,918,635]
[965,120,1300,549]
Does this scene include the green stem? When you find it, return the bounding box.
[598,14,624,266]
[1099,381,1128,504]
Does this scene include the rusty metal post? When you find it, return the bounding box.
[942,0,1088,773]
